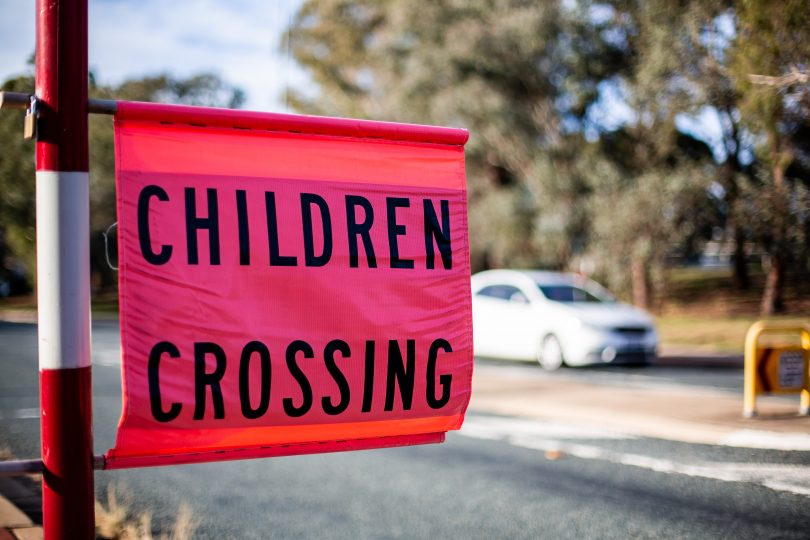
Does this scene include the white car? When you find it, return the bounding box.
[471,269,658,370]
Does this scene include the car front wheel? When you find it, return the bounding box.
[537,334,564,371]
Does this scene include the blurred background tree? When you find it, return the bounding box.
[0,75,36,297]
[287,0,629,271]
[729,0,810,314]
[0,69,243,296]
[1,0,808,316]
[87,73,244,292]
[286,0,810,314]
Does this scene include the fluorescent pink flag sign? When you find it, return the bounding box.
[106,101,472,469]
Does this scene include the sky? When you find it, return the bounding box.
[0,0,308,112]
[0,0,726,158]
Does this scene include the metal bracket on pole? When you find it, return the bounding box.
[102,221,119,271]
[24,96,39,139]
[0,91,117,115]
[0,91,40,139]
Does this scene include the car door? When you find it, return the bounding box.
[472,283,536,360]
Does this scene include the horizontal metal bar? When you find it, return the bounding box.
[0,91,30,110]
[0,459,43,476]
[0,456,106,476]
[0,91,117,114]
[90,98,117,115]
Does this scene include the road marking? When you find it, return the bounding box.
[719,429,810,451]
[460,416,810,498]
[0,408,39,420]
[460,415,635,441]
[762,481,810,497]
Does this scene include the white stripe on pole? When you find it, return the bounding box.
[36,171,92,370]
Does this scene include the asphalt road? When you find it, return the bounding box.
[474,355,746,393]
[1,321,809,539]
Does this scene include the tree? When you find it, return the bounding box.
[0,75,36,294]
[583,128,715,308]
[730,0,810,314]
[0,70,244,293]
[287,0,629,271]
[614,0,810,311]
[628,0,756,289]
[577,0,727,306]
[87,73,245,291]
[287,1,810,311]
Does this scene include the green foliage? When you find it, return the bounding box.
[727,0,810,312]
[286,0,718,306]
[584,148,714,300]
[289,0,634,275]
[285,0,810,312]
[2,1,808,314]
[731,0,810,145]
[0,76,36,290]
[0,70,244,293]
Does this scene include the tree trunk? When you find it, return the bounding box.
[760,161,788,315]
[760,253,785,315]
[631,258,649,310]
[721,156,750,290]
[731,221,750,290]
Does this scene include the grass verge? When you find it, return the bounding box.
[95,484,197,540]
[658,267,809,353]
[656,314,808,354]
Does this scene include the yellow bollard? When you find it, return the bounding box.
[743,321,810,418]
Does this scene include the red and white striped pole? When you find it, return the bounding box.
[35,0,95,538]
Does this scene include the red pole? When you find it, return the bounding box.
[35,0,95,538]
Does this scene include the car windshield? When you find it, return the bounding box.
[537,284,608,303]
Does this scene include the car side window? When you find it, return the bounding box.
[508,290,529,304]
[476,285,503,299]
[476,284,529,304]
